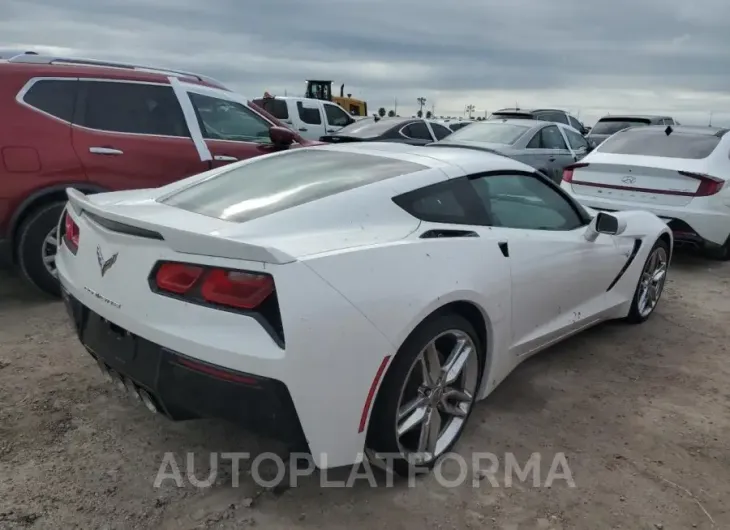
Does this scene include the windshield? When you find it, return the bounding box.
[440,122,530,145]
[332,118,405,138]
[591,118,651,135]
[160,149,427,222]
[597,129,720,159]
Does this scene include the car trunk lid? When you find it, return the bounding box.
[564,155,725,207]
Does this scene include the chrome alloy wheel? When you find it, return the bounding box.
[395,329,479,465]
[41,227,59,278]
[638,246,668,318]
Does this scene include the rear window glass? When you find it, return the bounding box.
[442,122,530,145]
[591,118,650,135]
[252,98,289,120]
[160,149,427,222]
[597,129,721,159]
[334,118,404,138]
[489,112,533,121]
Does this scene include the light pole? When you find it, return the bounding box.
[417,97,427,116]
[465,104,475,119]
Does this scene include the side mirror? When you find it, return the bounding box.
[269,126,295,147]
[584,212,626,242]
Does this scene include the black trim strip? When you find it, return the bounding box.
[420,229,478,239]
[607,239,642,291]
[84,211,164,240]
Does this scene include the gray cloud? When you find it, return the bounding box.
[2,0,730,125]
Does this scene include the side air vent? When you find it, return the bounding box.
[420,229,479,239]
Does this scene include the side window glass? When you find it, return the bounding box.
[393,180,470,225]
[541,125,568,150]
[565,128,589,150]
[23,79,77,122]
[297,102,322,125]
[189,93,271,142]
[470,173,583,231]
[323,103,352,127]
[252,98,289,120]
[80,81,189,137]
[431,123,452,140]
[402,121,432,140]
[568,116,583,131]
[526,131,543,149]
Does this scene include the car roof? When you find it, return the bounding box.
[479,118,545,129]
[0,53,226,89]
[493,108,566,114]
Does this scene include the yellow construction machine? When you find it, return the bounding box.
[305,80,368,117]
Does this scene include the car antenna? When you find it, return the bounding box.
[664,125,673,135]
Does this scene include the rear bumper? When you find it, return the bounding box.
[563,185,730,246]
[61,286,309,452]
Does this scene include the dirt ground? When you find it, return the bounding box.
[0,253,729,530]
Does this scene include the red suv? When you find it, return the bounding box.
[0,53,307,296]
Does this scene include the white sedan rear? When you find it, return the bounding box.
[561,125,730,259]
[56,143,672,476]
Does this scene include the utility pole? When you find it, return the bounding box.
[465,104,475,119]
[394,98,398,115]
[709,111,713,126]
[417,97,427,116]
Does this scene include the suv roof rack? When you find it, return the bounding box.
[7,53,228,89]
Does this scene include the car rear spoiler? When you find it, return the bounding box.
[65,188,296,264]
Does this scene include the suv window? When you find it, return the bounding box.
[591,118,651,135]
[79,81,189,137]
[598,129,720,159]
[393,180,470,224]
[430,123,452,140]
[535,111,568,125]
[568,116,583,131]
[297,102,322,125]
[22,79,77,122]
[563,128,589,151]
[161,149,427,222]
[251,98,289,120]
[470,173,583,231]
[401,121,433,140]
[323,103,352,127]
[527,125,568,150]
[189,93,271,142]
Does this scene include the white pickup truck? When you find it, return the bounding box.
[251,96,357,141]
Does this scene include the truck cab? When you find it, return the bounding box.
[251,95,357,141]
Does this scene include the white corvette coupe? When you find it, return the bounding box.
[57,143,672,475]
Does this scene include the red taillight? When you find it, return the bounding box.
[562,162,589,182]
[201,269,274,310]
[155,263,204,294]
[678,171,725,196]
[63,211,80,253]
[153,262,274,310]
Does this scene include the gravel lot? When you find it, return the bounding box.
[0,253,728,530]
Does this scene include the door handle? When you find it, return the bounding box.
[298,128,308,132]
[213,155,237,162]
[89,147,123,155]
[548,157,556,162]
[326,128,335,133]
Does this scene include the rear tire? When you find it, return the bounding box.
[16,202,66,298]
[366,312,483,477]
[624,238,670,324]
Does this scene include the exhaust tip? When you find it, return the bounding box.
[139,389,158,414]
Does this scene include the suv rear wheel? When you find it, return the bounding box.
[17,202,65,297]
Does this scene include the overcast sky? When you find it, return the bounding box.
[2,0,729,126]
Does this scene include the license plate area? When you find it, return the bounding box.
[82,313,137,365]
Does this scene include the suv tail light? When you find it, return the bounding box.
[562,162,589,183]
[62,211,80,254]
[678,171,725,197]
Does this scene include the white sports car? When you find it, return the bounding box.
[57,143,672,475]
